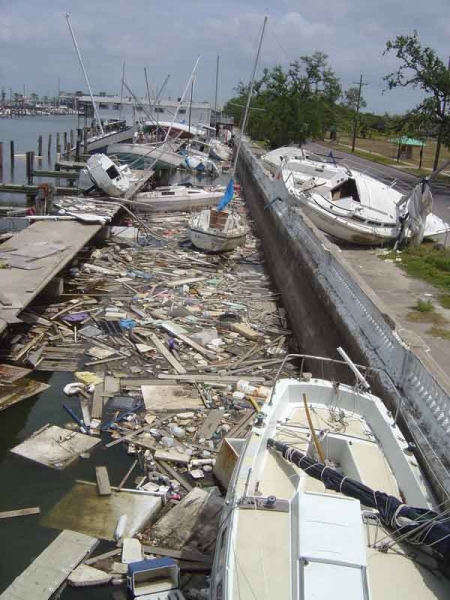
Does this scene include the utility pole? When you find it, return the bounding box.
[433,56,450,172]
[351,75,368,152]
[214,55,219,133]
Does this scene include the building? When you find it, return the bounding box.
[77,96,211,128]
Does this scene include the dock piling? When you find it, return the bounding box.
[48,134,52,158]
[10,141,14,170]
[26,151,35,184]
[63,132,68,154]
[0,142,3,173]
[56,133,61,155]
[83,128,88,153]
[75,140,81,161]
[70,130,74,151]
[38,135,43,158]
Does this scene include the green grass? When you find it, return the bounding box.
[440,294,450,309]
[330,142,404,167]
[383,242,450,293]
[427,326,450,340]
[414,299,434,313]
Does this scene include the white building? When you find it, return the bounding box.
[77,96,211,128]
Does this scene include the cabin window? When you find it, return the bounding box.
[113,103,121,110]
[179,109,186,114]
[106,164,120,180]
[154,107,164,113]
[136,106,143,112]
[162,191,176,196]
[99,103,110,109]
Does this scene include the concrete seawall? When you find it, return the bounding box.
[238,141,450,505]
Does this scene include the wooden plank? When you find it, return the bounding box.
[154,449,191,465]
[0,529,98,600]
[0,507,40,519]
[91,383,104,420]
[149,332,186,374]
[142,544,212,565]
[95,466,111,496]
[157,373,266,383]
[160,322,215,360]
[84,548,121,566]
[198,409,223,440]
[117,459,138,491]
[104,425,150,449]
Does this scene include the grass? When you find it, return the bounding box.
[383,243,450,291]
[427,326,450,340]
[414,299,434,313]
[406,309,448,325]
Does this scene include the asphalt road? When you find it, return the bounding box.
[305,141,450,224]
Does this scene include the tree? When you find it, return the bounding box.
[384,31,450,170]
[342,87,367,111]
[224,52,342,148]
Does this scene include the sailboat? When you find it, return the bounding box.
[210,350,450,599]
[187,17,268,252]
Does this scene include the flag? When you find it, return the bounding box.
[217,178,235,211]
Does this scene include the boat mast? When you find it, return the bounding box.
[214,55,219,136]
[232,15,267,176]
[119,62,125,121]
[65,13,104,136]
[144,67,151,112]
[162,56,201,144]
[188,75,194,138]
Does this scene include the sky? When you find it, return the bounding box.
[1,0,449,115]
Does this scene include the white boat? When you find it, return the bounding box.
[188,208,247,252]
[133,184,226,212]
[209,139,232,162]
[145,120,208,139]
[280,153,449,246]
[107,141,184,170]
[180,139,220,174]
[261,145,307,174]
[211,351,450,600]
[86,154,132,197]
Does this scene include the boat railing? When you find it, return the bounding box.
[268,350,403,424]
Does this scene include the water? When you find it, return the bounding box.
[0,117,231,596]
[0,114,82,205]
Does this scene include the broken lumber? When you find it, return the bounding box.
[95,466,111,496]
[0,507,40,519]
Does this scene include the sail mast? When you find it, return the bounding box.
[232,15,267,176]
[65,14,104,136]
[214,55,219,135]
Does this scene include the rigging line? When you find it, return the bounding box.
[266,19,291,65]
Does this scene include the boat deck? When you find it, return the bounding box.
[227,380,450,600]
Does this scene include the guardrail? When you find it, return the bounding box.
[239,142,450,501]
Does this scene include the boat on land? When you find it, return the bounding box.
[133,184,226,213]
[209,138,232,162]
[188,208,247,252]
[261,145,307,174]
[279,151,449,246]
[86,154,135,197]
[107,140,184,171]
[211,351,450,600]
[179,139,220,174]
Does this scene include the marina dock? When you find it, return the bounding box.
[0,216,117,336]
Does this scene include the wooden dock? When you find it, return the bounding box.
[0,216,117,336]
[0,529,97,599]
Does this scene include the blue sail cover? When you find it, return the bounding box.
[217,178,235,211]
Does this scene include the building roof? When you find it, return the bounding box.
[389,136,426,147]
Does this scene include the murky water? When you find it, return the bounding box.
[0,114,82,205]
[0,115,234,595]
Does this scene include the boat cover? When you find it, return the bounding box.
[268,439,450,562]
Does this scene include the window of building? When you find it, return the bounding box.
[136,106,143,112]
[178,109,186,114]
[113,103,120,110]
[154,107,164,113]
[99,103,110,109]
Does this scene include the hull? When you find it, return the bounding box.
[87,127,134,153]
[133,189,224,213]
[86,154,130,198]
[107,143,184,170]
[188,227,246,252]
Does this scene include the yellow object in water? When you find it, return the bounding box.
[75,371,103,386]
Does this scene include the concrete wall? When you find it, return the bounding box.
[238,142,450,505]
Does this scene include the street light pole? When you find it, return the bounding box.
[351,75,368,152]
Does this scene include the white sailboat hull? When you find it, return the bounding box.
[134,186,225,213]
[188,227,246,252]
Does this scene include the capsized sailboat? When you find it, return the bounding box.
[211,351,450,599]
[279,151,450,246]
